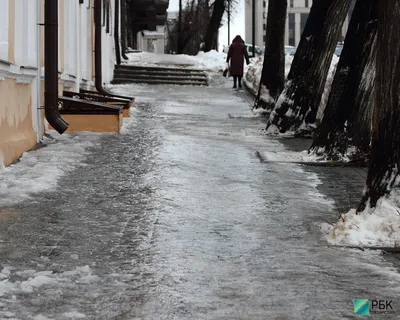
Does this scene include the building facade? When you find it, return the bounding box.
[245,0,351,48]
[0,0,117,167]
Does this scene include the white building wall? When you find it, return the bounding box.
[0,0,9,61]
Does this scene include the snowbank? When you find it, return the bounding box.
[244,54,294,98]
[322,191,400,247]
[245,54,339,119]
[125,50,227,71]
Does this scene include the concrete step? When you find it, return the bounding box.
[111,78,207,86]
[113,73,207,82]
[113,65,208,86]
[114,69,207,78]
[116,64,204,73]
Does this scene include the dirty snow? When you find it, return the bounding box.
[244,54,294,99]
[0,132,103,208]
[247,54,339,119]
[322,190,400,248]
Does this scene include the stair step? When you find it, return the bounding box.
[113,74,207,82]
[111,78,207,86]
[114,69,207,77]
[113,65,208,86]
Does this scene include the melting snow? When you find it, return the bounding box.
[323,191,400,247]
[0,265,98,298]
[0,131,103,208]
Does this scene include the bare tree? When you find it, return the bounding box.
[266,0,352,135]
[358,0,400,210]
[121,0,129,59]
[168,0,212,54]
[255,0,287,111]
[310,0,378,160]
[203,0,225,51]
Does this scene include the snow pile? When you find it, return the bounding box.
[317,54,340,120]
[125,50,227,71]
[126,51,197,67]
[193,50,227,71]
[244,54,294,98]
[322,191,400,247]
[0,132,100,207]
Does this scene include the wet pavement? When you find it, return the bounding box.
[1,75,400,319]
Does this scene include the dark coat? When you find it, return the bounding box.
[226,36,250,77]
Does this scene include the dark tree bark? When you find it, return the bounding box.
[255,0,287,111]
[353,33,377,154]
[204,0,225,52]
[310,0,378,159]
[266,0,351,134]
[120,0,129,59]
[358,0,400,210]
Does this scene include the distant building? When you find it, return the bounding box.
[245,0,352,48]
[127,0,169,53]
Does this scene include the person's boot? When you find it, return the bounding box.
[233,78,237,88]
[238,77,242,88]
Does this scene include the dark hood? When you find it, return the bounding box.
[232,35,244,44]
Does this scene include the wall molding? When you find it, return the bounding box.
[0,60,37,83]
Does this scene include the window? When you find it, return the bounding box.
[288,13,295,46]
[263,1,266,8]
[305,0,309,7]
[290,0,294,7]
[301,13,309,34]
[106,0,110,33]
[0,0,9,60]
[263,23,266,31]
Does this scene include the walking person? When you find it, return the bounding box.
[226,35,250,89]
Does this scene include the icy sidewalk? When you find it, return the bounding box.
[0,75,399,319]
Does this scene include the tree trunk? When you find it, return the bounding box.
[121,0,129,59]
[203,0,225,52]
[358,0,400,211]
[353,33,377,155]
[310,0,378,159]
[256,0,287,111]
[266,0,351,134]
[177,0,183,53]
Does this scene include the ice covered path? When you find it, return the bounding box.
[0,75,399,319]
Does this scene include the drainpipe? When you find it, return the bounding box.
[120,0,129,59]
[95,0,133,100]
[76,0,81,92]
[44,0,68,134]
[94,0,114,96]
[36,0,43,141]
[114,0,121,65]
